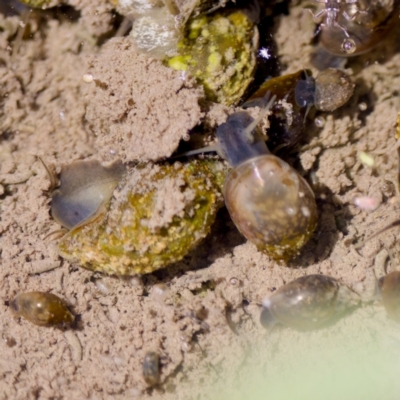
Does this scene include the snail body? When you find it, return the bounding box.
[218,97,318,261]
[10,292,74,327]
[260,274,361,330]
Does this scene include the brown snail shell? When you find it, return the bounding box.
[260,274,361,330]
[224,155,318,261]
[10,292,74,327]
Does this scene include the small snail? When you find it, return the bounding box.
[313,68,354,112]
[142,351,160,386]
[379,272,400,323]
[319,0,400,56]
[10,292,75,327]
[260,274,361,331]
[217,94,318,261]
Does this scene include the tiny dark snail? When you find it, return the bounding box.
[142,351,160,386]
[378,272,400,323]
[217,94,318,261]
[51,159,126,231]
[10,292,75,327]
[260,274,361,331]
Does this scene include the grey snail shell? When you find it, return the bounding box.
[260,274,361,330]
[217,96,318,261]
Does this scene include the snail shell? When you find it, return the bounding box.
[142,351,160,386]
[379,271,400,323]
[260,274,361,331]
[313,68,354,112]
[10,292,74,327]
[57,160,224,275]
[224,155,318,261]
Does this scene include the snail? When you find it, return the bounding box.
[220,94,318,261]
[313,68,354,112]
[10,292,75,327]
[185,93,318,261]
[260,274,361,331]
[318,0,400,56]
[54,159,225,275]
[142,351,160,386]
[167,9,258,106]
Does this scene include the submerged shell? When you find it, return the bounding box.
[261,275,360,330]
[58,160,224,275]
[319,0,399,56]
[10,292,74,327]
[167,10,258,106]
[224,155,318,261]
[379,271,400,323]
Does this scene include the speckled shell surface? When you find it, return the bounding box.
[223,155,318,261]
[266,275,360,330]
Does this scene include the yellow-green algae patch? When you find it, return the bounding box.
[58,160,225,275]
[167,10,257,106]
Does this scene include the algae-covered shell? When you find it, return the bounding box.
[58,160,224,275]
[260,275,361,331]
[10,292,74,327]
[167,10,258,106]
